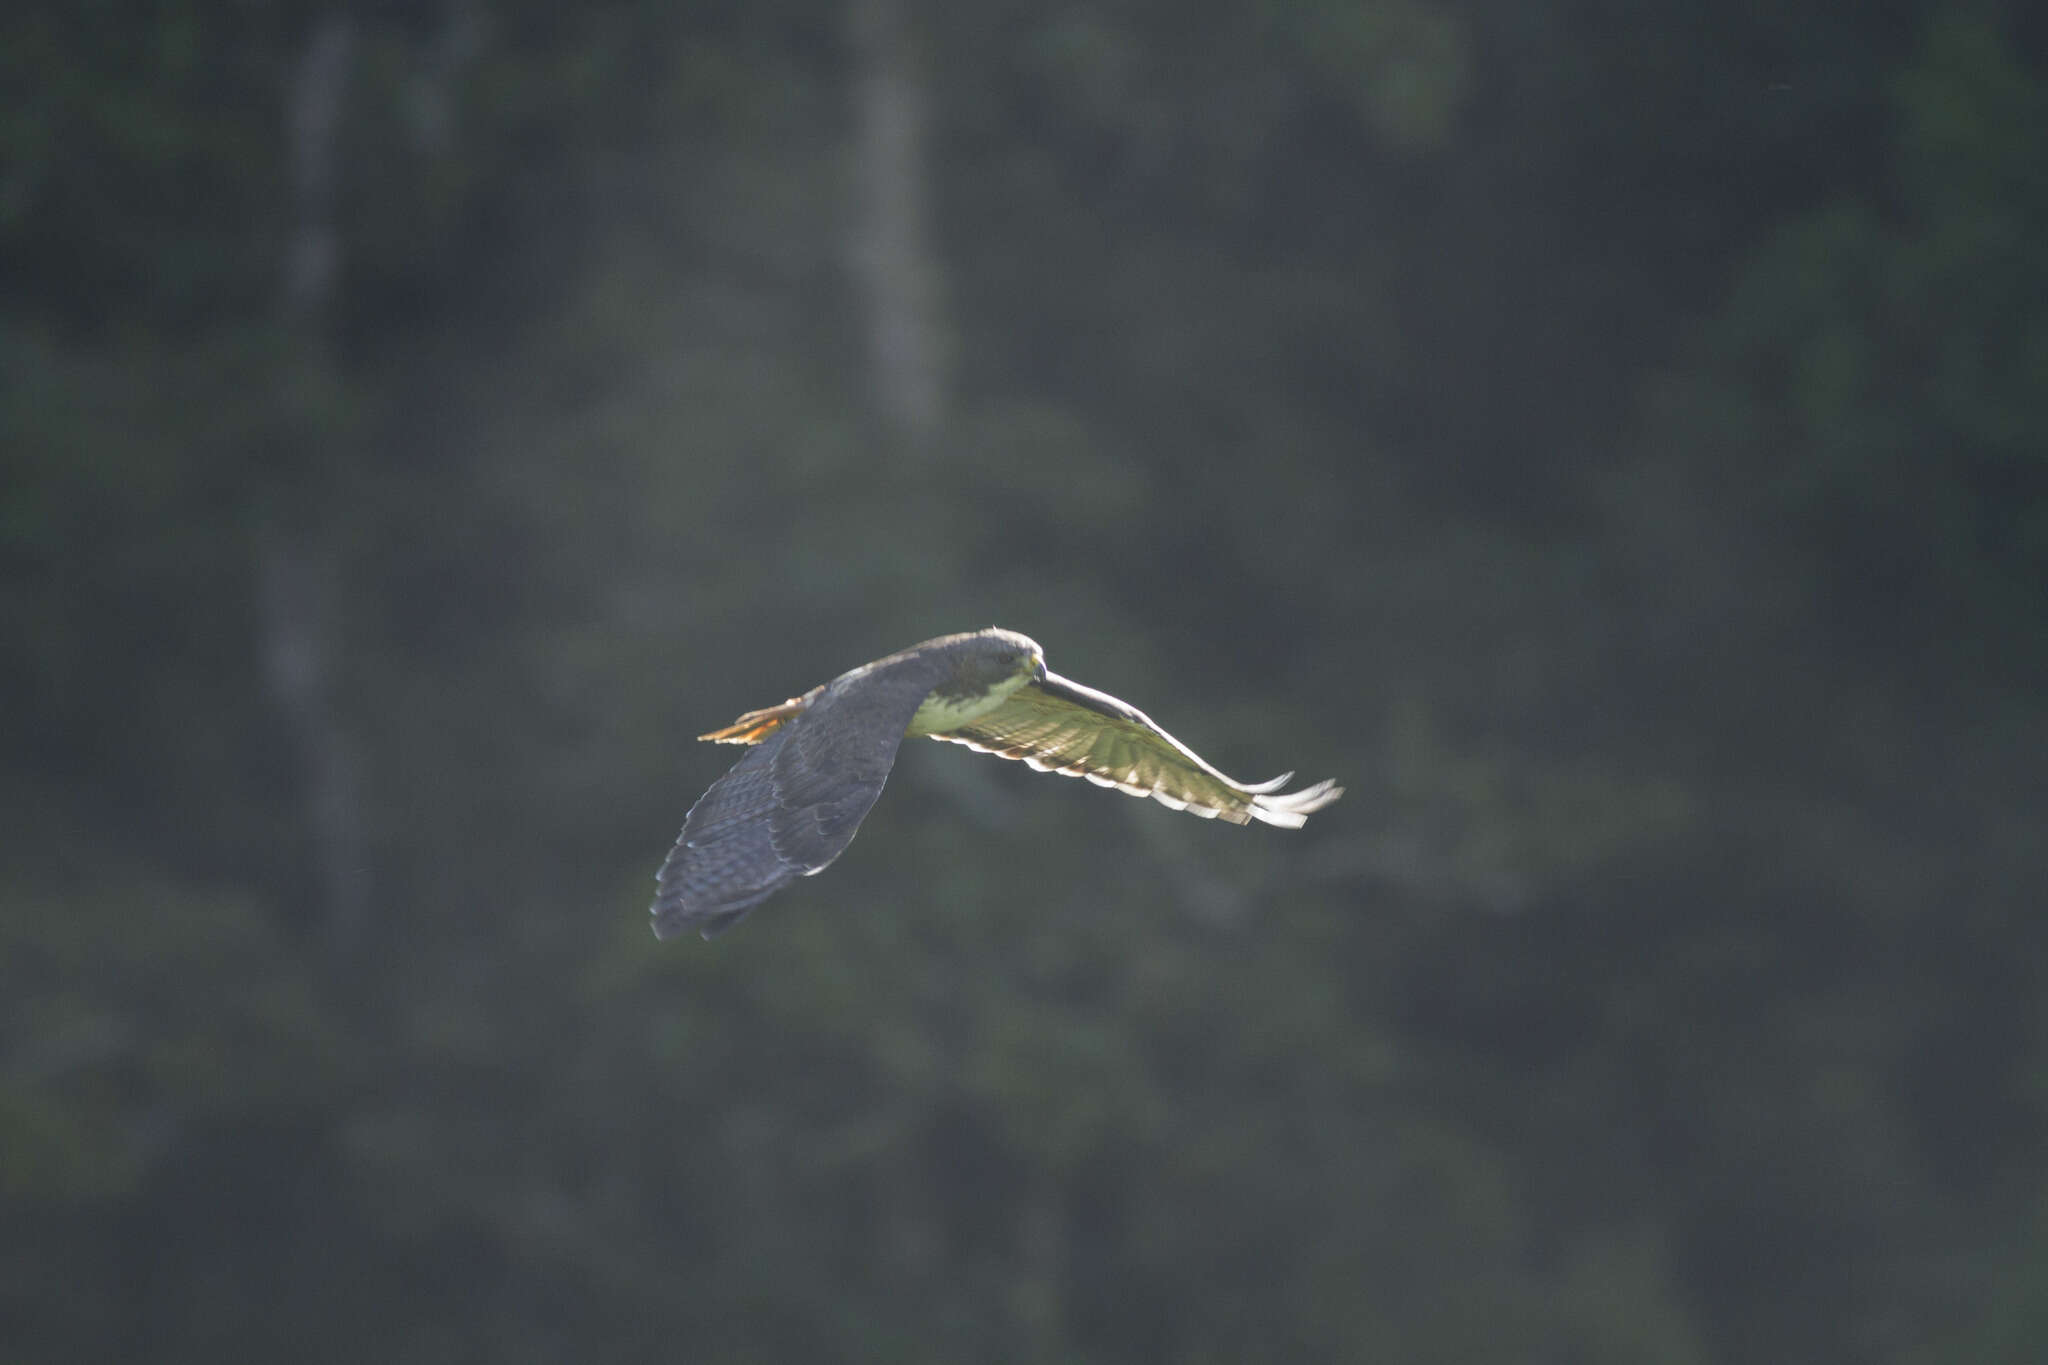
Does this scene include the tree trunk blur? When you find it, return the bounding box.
[264,13,368,957]
[283,15,351,322]
[259,520,366,956]
[848,0,947,449]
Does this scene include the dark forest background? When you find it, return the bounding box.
[4,1,2046,1361]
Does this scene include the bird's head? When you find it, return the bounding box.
[981,628,1045,682]
[943,628,1044,697]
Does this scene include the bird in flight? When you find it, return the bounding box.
[651,628,1342,939]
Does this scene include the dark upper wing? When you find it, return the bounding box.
[652,653,949,939]
[652,725,803,939]
[763,658,941,870]
[926,671,1342,827]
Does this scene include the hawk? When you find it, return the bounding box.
[651,628,1342,939]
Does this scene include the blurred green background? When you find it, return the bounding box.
[4,1,2045,1361]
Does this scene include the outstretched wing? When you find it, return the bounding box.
[927,671,1342,827]
[652,657,946,939]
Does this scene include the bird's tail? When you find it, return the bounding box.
[697,690,817,745]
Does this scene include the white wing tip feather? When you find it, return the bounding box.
[1246,779,1345,828]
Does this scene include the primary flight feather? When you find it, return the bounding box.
[651,628,1342,939]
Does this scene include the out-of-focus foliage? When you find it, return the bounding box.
[3,2,2044,1362]
[1641,14,2048,676]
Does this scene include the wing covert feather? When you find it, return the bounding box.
[766,659,942,872]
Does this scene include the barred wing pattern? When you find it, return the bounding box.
[651,725,803,939]
[927,671,1342,827]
